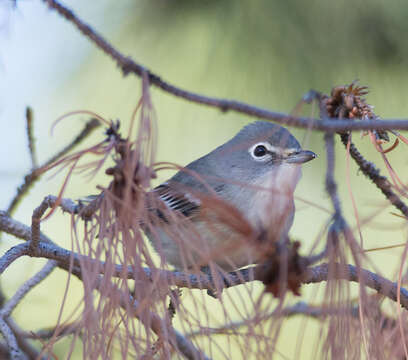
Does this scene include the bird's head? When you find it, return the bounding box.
[215,121,316,185]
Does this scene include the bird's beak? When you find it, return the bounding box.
[286,150,317,164]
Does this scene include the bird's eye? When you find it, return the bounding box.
[253,145,267,157]
[249,142,275,161]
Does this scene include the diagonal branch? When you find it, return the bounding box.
[42,0,408,133]
[340,133,408,218]
[0,261,60,359]
[187,301,360,338]
[0,318,23,360]
[5,118,99,216]
[0,243,31,275]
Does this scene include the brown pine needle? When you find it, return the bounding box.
[364,243,407,253]
[382,138,399,154]
[390,211,408,219]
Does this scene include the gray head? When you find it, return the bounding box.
[208,121,316,183]
[171,121,315,189]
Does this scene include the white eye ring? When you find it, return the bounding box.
[248,142,275,161]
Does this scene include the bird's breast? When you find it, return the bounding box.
[246,164,302,237]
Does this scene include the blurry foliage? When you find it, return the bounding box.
[122,0,408,98]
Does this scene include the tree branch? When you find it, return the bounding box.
[5,118,99,216]
[1,261,56,317]
[6,318,44,360]
[0,318,23,360]
[42,0,408,133]
[1,223,408,316]
[340,133,408,218]
[304,263,408,309]
[0,211,52,244]
[187,301,360,338]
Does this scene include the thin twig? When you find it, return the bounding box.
[304,263,408,309]
[30,201,49,252]
[324,133,343,219]
[1,261,56,317]
[173,330,209,360]
[43,118,100,168]
[0,341,12,359]
[0,261,57,360]
[0,318,23,360]
[315,89,344,222]
[187,301,360,338]
[2,215,408,313]
[25,107,38,169]
[6,118,100,216]
[0,116,98,360]
[0,243,31,275]
[29,195,91,251]
[29,196,79,251]
[340,133,408,218]
[6,318,44,360]
[21,321,81,340]
[0,211,52,244]
[42,0,408,133]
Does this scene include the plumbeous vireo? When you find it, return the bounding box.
[146,121,316,271]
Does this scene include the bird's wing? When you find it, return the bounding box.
[151,183,201,220]
[149,156,225,222]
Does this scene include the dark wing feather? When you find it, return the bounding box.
[152,183,201,219]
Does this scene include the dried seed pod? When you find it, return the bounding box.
[324,81,390,141]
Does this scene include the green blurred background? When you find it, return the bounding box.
[1,0,408,358]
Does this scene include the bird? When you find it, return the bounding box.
[145,121,316,272]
